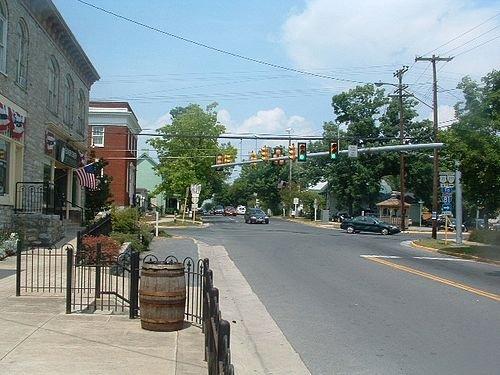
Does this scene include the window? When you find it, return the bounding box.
[63,75,74,126]
[16,19,28,87]
[0,138,8,195]
[0,1,7,74]
[91,126,104,147]
[47,56,59,113]
[76,90,85,135]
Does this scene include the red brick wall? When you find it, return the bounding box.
[90,125,137,206]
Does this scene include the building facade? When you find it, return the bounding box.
[88,102,140,207]
[0,0,99,234]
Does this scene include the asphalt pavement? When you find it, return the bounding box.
[167,214,500,375]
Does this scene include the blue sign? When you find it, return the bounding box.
[442,195,452,204]
[442,204,452,212]
[442,186,453,194]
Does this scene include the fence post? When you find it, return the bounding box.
[95,243,101,299]
[15,238,22,296]
[129,250,140,319]
[219,319,231,373]
[66,247,74,314]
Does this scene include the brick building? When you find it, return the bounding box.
[0,0,99,241]
[88,102,140,207]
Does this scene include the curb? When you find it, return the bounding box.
[410,241,500,266]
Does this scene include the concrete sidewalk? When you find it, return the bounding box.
[0,247,206,374]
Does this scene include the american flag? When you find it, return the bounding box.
[76,163,98,190]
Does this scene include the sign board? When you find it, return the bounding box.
[441,186,453,194]
[190,184,201,198]
[439,171,455,187]
[313,198,318,209]
[348,145,358,158]
[56,140,79,168]
[293,197,299,205]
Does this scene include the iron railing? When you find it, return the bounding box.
[76,214,112,253]
[203,259,234,375]
[15,182,55,215]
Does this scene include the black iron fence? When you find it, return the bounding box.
[67,244,139,315]
[203,259,234,375]
[16,242,73,296]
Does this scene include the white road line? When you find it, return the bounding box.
[413,256,474,262]
[360,255,402,259]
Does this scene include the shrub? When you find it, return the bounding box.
[468,230,500,245]
[110,231,143,252]
[81,235,121,264]
[111,207,140,234]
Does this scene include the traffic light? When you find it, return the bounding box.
[273,147,284,165]
[288,143,296,161]
[260,146,270,161]
[223,154,232,164]
[216,154,223,165]
[329,141,338,160]
[297,142,307,162]
[250,151,258,167]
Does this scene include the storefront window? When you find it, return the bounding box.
[0,139,9,195]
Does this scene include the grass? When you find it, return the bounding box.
[415,238,500,261]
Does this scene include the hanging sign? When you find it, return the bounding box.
[56,140,79,168]
[45,131,56,156]
[0,100,26,139]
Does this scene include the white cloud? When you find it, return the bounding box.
[229,107,314,136]
[428,104,457,127]
[282,0,500,78]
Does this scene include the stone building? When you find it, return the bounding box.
[0,0,99,243]
[88,101,140,207]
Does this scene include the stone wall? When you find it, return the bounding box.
[14,213,64,246]
[0,205,13,230]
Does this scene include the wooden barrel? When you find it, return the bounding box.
[139,262,186,331]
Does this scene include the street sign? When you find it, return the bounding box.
[293,197,299,205]
[441,186,453,194]
[348,145,358,158]
[442,195,452,204]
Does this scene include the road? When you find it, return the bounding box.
[168,215,500,375]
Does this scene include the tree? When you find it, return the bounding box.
[84,158,112,222]
[149,103,236,202]
[441,70,500,220]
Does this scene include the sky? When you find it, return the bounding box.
[53,0,500,172]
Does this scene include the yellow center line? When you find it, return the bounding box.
[366,257,500,302]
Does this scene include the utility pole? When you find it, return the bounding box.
[415,55,453,239]
[388,66,410,231]
[286,128,292,190]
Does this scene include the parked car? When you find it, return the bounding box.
[438,217,468,232]
[236,205,246,215]
[332,212,351,222]
[224,206,237,216]
[213,205,224,215]
[340,216,400,235]
[244,208,269,224]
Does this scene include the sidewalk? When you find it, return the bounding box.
[0,237,206,374]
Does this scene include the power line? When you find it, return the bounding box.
[443,24,500,55]
[452,34,500,57]
[420,11,500,56]
[76,0,368,84]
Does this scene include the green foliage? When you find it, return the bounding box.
[441,70,500,219]
[111,207,140,234]
[84,159,112,222]
[149,103,236,202]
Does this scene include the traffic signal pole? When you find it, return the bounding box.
[211,143,444,168]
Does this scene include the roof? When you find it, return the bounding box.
[27,0,100,87]
[88,101,141,133]
[137,152,158,167]
[308,181,328,192]
[376,197,411,208]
